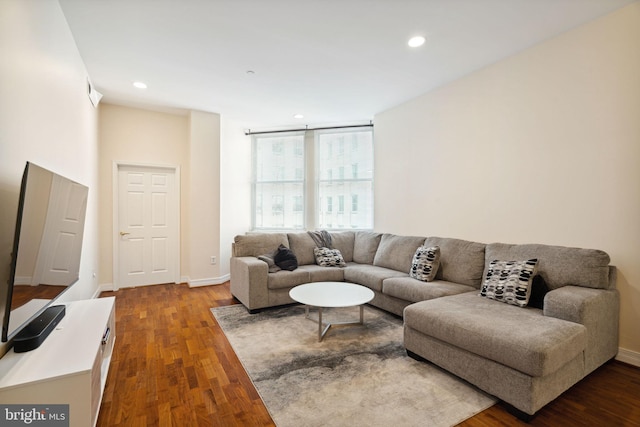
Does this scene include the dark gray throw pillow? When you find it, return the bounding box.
[528,275,548,309]
[274,244,298,271]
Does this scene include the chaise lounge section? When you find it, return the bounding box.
[404,242,619,417]
[229,231,619,418]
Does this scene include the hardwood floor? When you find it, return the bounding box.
[97,283,640,426]
[97,283,273,427]
[11,284,66,310]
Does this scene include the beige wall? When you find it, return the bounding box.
[220,118,252,275]
[98,104,190,286]
[98,104,228,287]
[188,111,223,284]
[0,0,100,354]
[374,3,640,358]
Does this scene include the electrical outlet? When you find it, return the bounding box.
[210,256,216,265]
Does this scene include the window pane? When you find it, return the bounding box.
[317,181,373,229]
[317,129,373,229]
[253,127,373,231]
[254,183,304,229]
[256,135,304,182]
[253,133,305,229]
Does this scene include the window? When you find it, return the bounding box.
[253,133,305,229]
[316,128,373,229]
[272,142,284,156]
[252,127,373,230]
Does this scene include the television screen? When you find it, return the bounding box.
[1,162,88,342]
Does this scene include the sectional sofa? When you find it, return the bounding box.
[229,231,619,418]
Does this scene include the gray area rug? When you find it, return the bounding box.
[211,304,496,427]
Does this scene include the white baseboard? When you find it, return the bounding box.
[616,347,640,367]
[91,287,102,299]
[95,278,230,292]
[188,274,231,288]
[97,283,115,293]
[14,276,32,285]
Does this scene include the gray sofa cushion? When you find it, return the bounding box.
[404,292,587,377]
[234,233,289,257]
[344,263,408,292]
[267,269,311,290]
[287,232,318,265]
[425,237,486,288]
[383,278,475,303]
[330,231,355,262]
[353,231,382,264]
[373,234,426,272]
[298,265,346,282]
[485,243,612,290]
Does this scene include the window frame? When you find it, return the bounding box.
[315,127,374,231]
[252,131,306,231]
[251,127,373,231]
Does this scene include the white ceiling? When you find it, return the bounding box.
[59,0,634,129]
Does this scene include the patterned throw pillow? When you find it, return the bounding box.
[480,259,538,307]
[410,246,440,282]
[313,247,347,267]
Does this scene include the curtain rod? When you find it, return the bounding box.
[245,122,373,136]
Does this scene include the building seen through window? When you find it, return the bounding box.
[252,127,373,230]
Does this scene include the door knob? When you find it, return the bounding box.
[119,231,130,236]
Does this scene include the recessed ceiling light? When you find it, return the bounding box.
[293,114,304,119]
[133,81,147,89]
[246,70,255,75]
[408,36,426,47]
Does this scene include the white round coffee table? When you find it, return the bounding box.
[289,281,375,341]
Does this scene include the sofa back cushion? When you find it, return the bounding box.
[353,231,382,264]
[233,233,289,257]
[485,243,612,290]
[330,231,355,263]
[287,233,318,265]
[373,234,426,272]
[425,237,486,288]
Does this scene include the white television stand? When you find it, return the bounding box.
[0,297,115,427]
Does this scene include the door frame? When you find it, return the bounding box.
[112,161,181,291]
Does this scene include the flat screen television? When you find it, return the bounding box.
[0,162,88,351]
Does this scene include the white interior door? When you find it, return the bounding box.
[116,165,179,288]
[37,175,88,286]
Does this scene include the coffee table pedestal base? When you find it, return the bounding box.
[304,305,365,341]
